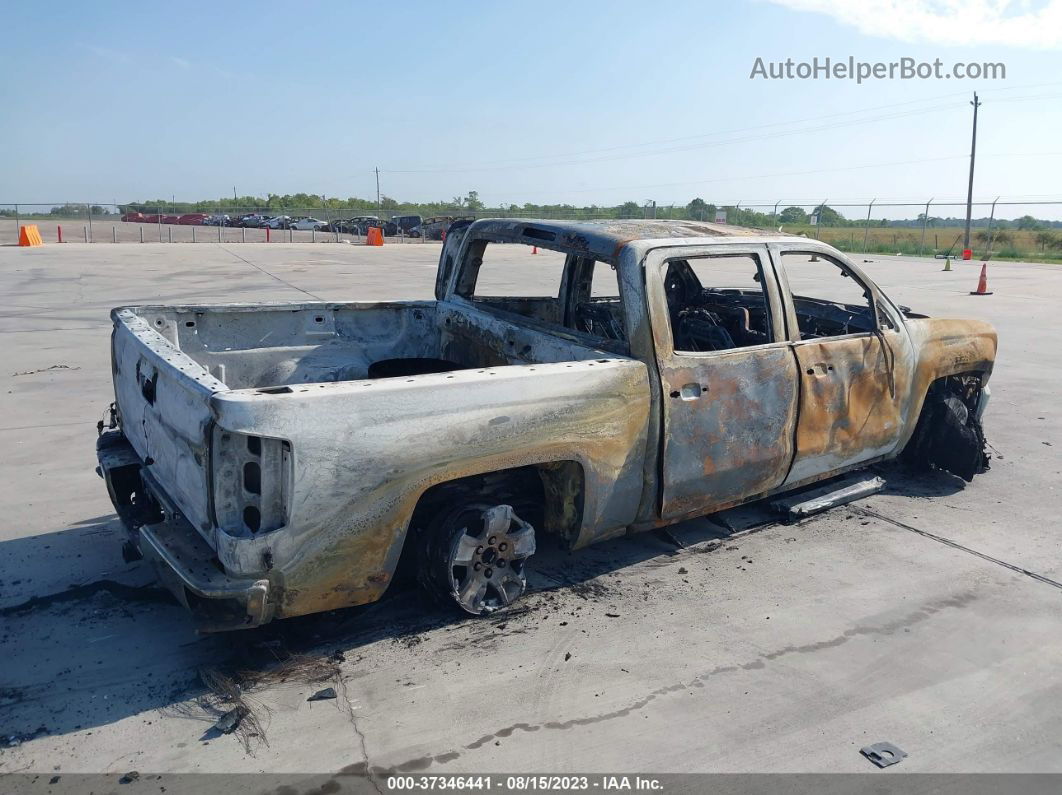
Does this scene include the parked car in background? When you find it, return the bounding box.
[392,214,422,235]
[289,217,328,231]
[237,214,272,228]
[264,215,292,229]
[325,218,354,233]
[325,217,373,233]
[162,215,181,225]
[204,214,230,226]
[178,213,209,225]
[354,216,398,236]
[141,214,161,224]
[121,212,146,223]
[346,215,379,234]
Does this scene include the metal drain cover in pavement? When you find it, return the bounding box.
[861,742,907,768]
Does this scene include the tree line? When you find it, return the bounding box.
[4,195,1059,231]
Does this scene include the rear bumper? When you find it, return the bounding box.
[96,430,275,631]
[139,518,274,631]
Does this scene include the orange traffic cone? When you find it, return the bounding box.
[969,263,993,295]
[531,246,538,254]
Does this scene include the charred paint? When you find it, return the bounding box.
[785,331,910,483]
[98,219,997,629]
[657,345,799,518]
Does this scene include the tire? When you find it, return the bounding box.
[902,377,989,482]
[417,501,536,615]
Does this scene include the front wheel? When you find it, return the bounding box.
[418,502,536,615]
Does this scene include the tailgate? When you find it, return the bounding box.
[111,308,227,539]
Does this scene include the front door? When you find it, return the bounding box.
[646,245,800,519]
[771,247,907,484]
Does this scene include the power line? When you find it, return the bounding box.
[500,150,1062,198]
[379,103,971,174]
[394,90,977,168]
[382,81,1062,172]
[371,83,1062,175]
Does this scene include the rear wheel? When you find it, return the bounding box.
[418,502,536,615]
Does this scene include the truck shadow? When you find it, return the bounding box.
[875,465,969,499]
[0,463,963,748]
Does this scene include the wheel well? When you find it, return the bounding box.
[903,371,990,481]
[919,371,987,419]
[395,462,585,583]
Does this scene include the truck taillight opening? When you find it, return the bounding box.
[243,461,261,494]
[212,430,291,537]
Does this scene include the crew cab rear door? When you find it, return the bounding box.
[770,245,909,484]
[645,244,799,519]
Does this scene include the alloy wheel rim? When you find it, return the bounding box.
[447,504,535,614]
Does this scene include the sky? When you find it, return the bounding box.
[1,0,1061,218]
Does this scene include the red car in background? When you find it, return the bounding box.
[178,213,208,225]
[141,214,161,223]
[121,212,146,223]
[162,214,181,225]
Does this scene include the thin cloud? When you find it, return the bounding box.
[170,56,191,70]
[83,44,130,63]
[761,0,1062,48]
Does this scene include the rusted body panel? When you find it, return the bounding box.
[785,317,994,484]
[899,316,997,444]
[211,358,650,617]
[97,218,996,629]
[655,346,800,517]
[639,242,798,517]
[785,331,911,484]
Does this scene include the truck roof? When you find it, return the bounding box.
[467,218,805,260]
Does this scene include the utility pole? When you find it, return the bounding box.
[962,92,981,257]
[375,167,381,215]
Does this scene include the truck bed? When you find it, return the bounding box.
[108,299,641,564]
[115,300,616,390]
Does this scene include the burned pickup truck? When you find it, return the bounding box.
[96,219,995,630]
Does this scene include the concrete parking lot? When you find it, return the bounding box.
[1,241,1060,777]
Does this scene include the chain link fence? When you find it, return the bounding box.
[0,203,436,246]
[2,199,1061,261]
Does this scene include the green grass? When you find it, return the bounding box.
[783,224,1062,264]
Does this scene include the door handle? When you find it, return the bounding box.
[670,383,707,400]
